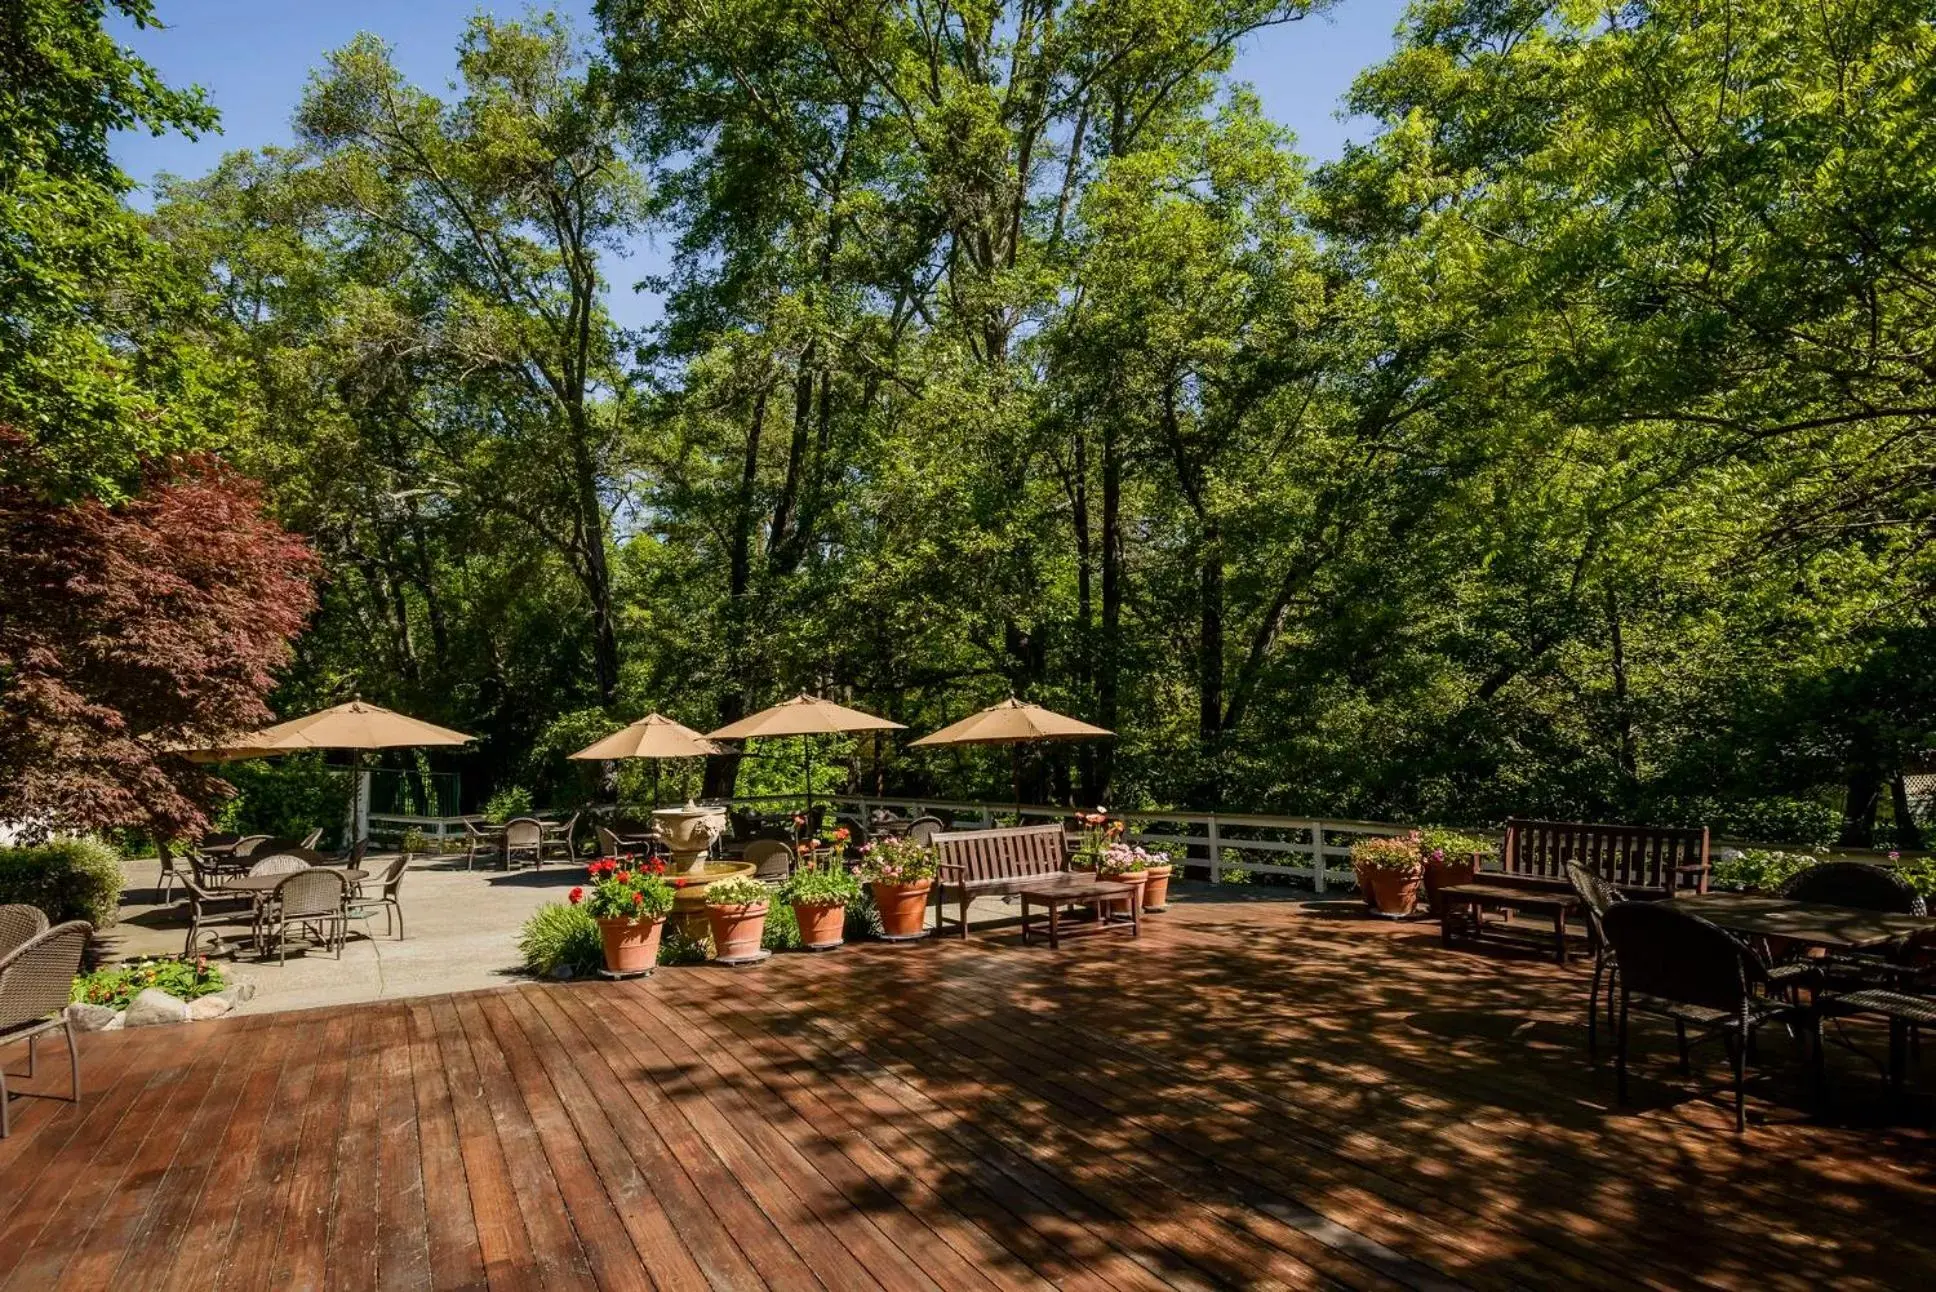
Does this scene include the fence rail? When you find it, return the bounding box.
[366,794,1419,891]
[727,794,1411,893]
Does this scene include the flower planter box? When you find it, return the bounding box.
[596,916,664,975]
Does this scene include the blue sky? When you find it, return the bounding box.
[110,0,1412,329]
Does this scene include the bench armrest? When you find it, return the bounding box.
[936,861,968,879]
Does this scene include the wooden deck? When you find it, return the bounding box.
[2,895,1932,1290]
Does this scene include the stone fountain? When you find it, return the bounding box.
[653,800,755,940]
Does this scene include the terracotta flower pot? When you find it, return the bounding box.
[1359,866,1422,917]
[596,916,664,974]
[707,901,769,961]
[1141,864,1174,911]
[1421,854,1478,918]
[1100,870,1149,914]
[792,901,846,950]
[871,880,932,939]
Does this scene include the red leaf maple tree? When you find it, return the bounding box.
[1,443,319,841]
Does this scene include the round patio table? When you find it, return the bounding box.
[223,868,367,894]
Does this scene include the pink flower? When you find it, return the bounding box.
[1888,851,1901,862]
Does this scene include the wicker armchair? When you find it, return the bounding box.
[1,921,91,1137]
[0,906,48,959]
[545,812,581,865]
[248,853,310,878]
[1779,862,1929,991]
[348,855,412,941]
[743,839,794,883]
[501,818,543,869]
[460,819,499,871]
[1563,863,1623,1058]
[1600,900,1813,1131]
[260,869,348,964]
[905,816,945,848]
[299,828,324,849]
[178,870,257,957]
[229,834,272,858]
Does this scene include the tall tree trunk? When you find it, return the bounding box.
[1095,417,1123,804]
[570,419,619,707]
[1070,428,1095,800]
[1840,766,1883,848]
[1606,589,1637,801]
[1890,773,1924,850]
[1198,523,1224,758]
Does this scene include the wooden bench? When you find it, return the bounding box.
[932,824,1072,939]
[1439,819,1710,963]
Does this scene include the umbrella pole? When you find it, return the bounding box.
[652,761,661,809]
[803,736,813,833]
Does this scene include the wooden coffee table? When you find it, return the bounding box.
[1019,877,1140,949]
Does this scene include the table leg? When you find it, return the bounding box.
[1020,894,1032,946]
[1048,900,1060,950]
[1129,888,1141,938]
[1553,908,1568,965]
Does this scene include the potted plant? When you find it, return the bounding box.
[704,875,772,961]
[778,850,863,950]
[857,835,936,939]
[571,856,674,974]
[1140,843,1179,912]
[1069,809,1121,870]
[1352,834,1424,917]
[1096,841,1152,911]
[1417,827,1491,916]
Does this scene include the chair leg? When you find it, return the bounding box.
[65,1017,79,1105]
[1615,990,1630,1104]
[1732,1027,1748,1133]
[2,1059,9,1138]
[1675,1020,1690,1074]
[26,1034,37,1080]
[1587,955,1604,1059]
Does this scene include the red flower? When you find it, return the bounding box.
[568,887,584,905]
[671,877,688,889]
[650,858,665,874]
[833,826,850,842]
[631,891,644,905]
[614,870,631,885]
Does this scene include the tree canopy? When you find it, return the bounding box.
[12,0,1933,846]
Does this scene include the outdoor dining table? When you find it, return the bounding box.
[222,868,368,895]
[1671,892,1936,951]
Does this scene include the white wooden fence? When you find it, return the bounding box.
[728,795,1410,893]
[369,795,1418,891]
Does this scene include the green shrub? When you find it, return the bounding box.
[482,785,533,825]
[762,902,801,951]
[517,902,603,978]
[843,886,882,939]
[399,828,433,854]
[0,838,124,930]
[1710,849,1821,894]
[1893,856,1936,898]
[218,753,347,847]
[704,876,771,907]
[1418,827,1496,864]
[657,925,709,965]
[71,956,223,1010]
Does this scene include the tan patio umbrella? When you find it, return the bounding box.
[909,698,1114,809]
[708,693,906,820]
[239,699,475,841]
[568,713,725,806]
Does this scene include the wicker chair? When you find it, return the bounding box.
[905,816,945,848]
[1780,862,1930,990]
[229,834,272,858]
[0,906,49,959]
[1,921,91,1137]
[248,853,310,878]
[545,812,581,866]
[347,855,412,941]
[459,820,499,870]
[1563,863,1623,1058]
[1600,900,1813,1131]
[501,818,544,869]
[299,828,324,849]
[178,870,256,957]
[743,839,794,883]
[154,846,185,903]
[260,868,348,964]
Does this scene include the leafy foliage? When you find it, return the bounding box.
[0,838,125,929]
[1709,850,1826,895]
[517,901,603,977]
[71,955,223,1009]
[573,857,675,920]
[703,876,771,907]
[777,862,861,908]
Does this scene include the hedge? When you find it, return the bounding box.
[0,838,125,930]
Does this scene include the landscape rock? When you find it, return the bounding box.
[212,976,257,1004]
[124,988,188,1028]
[186,994,233,1021]
[65,1002,121,1032]
[550,964,575,980]
[102,1014,124,1031]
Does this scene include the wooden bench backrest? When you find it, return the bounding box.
[1503,818,1709,893]
[932,824,1067,885]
